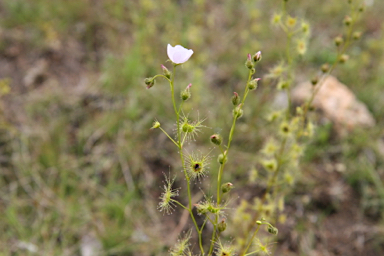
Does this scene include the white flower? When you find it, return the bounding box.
[167,44,194,64]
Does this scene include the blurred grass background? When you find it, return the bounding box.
[0,0,383,255]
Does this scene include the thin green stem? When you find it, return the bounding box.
[153,74,171,83]
[209,69,254,255]
[199,216,210,233]
[159,127,179,148]
[242,225,261,256]
[208,215,218,255]
[170,65,204,255]
[171,199,188,210]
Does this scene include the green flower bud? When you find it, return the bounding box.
[353,31,361,40]
[334,36,343,47]
[267,226,278,235]
[161,65,171,79]
[339,54,349,63]
[210,134,222,146]
[233,104,243,119]
[343,16,352,26]
[248,78,260,90]
[151,121,160,129]
[321,63,330,73]
[218,219,227,232]
[218,153,228,165]
[221,182,234,193]
[256,220,262,225]
[181,90,191,101]
[181,83,192,101]
[358,5,365,12]
[311,76,318,85]
[245,54,254,69]
[232,92,240,106]
[144,77,155,89]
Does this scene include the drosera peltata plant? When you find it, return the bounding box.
[145,43,277,256]
[145,1,366,254]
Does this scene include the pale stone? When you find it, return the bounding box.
[292,76,375,131]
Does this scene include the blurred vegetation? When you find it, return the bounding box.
[0,0,383,255]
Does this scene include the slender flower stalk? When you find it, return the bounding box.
[208,62,257,256]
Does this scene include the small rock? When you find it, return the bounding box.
[292,76,375,132]
[23,59,48,88]
[81,234,102,256]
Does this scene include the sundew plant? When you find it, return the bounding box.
[145,1,365,255]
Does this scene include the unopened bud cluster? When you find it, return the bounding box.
[233,104,244,119]
[144,77,155,89]
[245,51,262,71]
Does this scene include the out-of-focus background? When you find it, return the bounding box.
[0,0,383,255]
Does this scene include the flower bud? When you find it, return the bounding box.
[339,54,349,63]
[210,134,223,146]
[245,54,254,69]
[231,92,240,106]
[321,63,329,73]
[253,51,262,62]
[248,78,260,90]
[267,226,278,235]
[334,36,343,47]
[311,76,318,85]
[358,5,365,12]
[181,83,192,101]
[233,104,243,119]
[353,31,361,40]
[151,121,160,129]
[221,182,234,193]
[144,77,155,89]
[256,220,262,225]
[343,16,352,26]
[218,153,228,165]
[181,90,191,101]
[161,65,171,79]
[218,219,227,232]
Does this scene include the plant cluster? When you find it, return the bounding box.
[146,1,366,255]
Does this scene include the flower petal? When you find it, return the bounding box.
[167,44,193,64]
[167,44,175,61]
